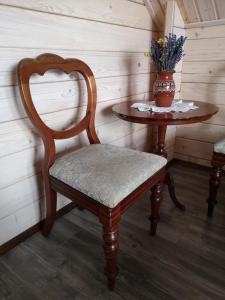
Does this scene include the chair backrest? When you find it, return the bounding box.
[17,53,100,170]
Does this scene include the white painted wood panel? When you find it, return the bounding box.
[186,19,225,29]
[167,144,175,161]
[98,120,147,145]
[215,0,225,19]
[0,6,152,52]
[181,82,225,104]
[204,105,225,125]
[0,0,151,30]
[0,94,148,158]
[176,123,225,144]
[186,24,225,39]
[172,24,186,36]
[184,38,225,61]
[175,59,183,73]
[165,126,177,148]
[182,73,225,84]
[176,111,225,165]
[175,137,223,168]
[128,0,145,5]
[0,73,152,123]
[182,61,225,76]
[177,24,225,166]
[0,175,43,220]
[0,201,41,244]
[112,126,151,150]
[175,137,213,160]
[0,48,153,87]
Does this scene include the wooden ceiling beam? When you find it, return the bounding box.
[164,0,175,35]
[144,0,165,30]
[176,0,189,23]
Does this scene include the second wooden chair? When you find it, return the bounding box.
[208,139,225,217]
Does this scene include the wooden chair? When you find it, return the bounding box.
[17,53,167,290]
[208,139,225,217]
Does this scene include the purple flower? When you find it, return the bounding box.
[150,34,187,72]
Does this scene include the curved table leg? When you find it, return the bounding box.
[165,171,186,211]
[157,125,186,211]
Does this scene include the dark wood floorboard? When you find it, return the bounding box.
[1,161,225,299]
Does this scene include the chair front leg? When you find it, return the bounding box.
[207,165,222,217]
[99,207,120,291]
[150,181,163,236]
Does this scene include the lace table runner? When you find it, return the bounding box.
[131,100,198,113]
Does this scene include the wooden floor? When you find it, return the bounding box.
[1,161,225,300]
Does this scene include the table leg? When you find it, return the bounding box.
[165,172,186,211]
[157,125,186,211]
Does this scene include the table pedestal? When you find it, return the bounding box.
[157,125,186,211]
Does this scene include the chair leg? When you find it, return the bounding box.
[42,186,57,237]
[207,165,222,218]
[150,181,162,236]
[77,205,84,211]
[100,207,120,290]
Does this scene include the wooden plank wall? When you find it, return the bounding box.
[0,0,158,246]
[0,0,184,246]
[175,24,225,166]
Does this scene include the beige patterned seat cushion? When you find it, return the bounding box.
[50,144,167,208]
[214,138,225,154]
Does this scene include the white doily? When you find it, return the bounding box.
[131,100,198,113]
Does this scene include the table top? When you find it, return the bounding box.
[112,100,218,126]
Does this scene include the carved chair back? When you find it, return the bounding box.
[17,53,100,171]
[17,55,166,291]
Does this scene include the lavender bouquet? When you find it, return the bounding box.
[150,34,186,72]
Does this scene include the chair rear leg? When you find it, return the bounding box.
[42,187,57,237]
[100,207,120,290]
[150,181,163,236]
[207,166,222,217]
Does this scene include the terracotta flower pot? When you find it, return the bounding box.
[153,71,175,107]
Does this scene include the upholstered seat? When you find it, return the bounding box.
[214,138,225,154]
[50,144,167,208]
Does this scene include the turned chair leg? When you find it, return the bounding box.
[42,186,57,237]
[207,165,222,218]
[150,181,163,236]
[100,208,120,291]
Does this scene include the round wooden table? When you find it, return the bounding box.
[112,100,218,210]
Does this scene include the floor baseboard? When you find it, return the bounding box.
[0,202,77,256]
